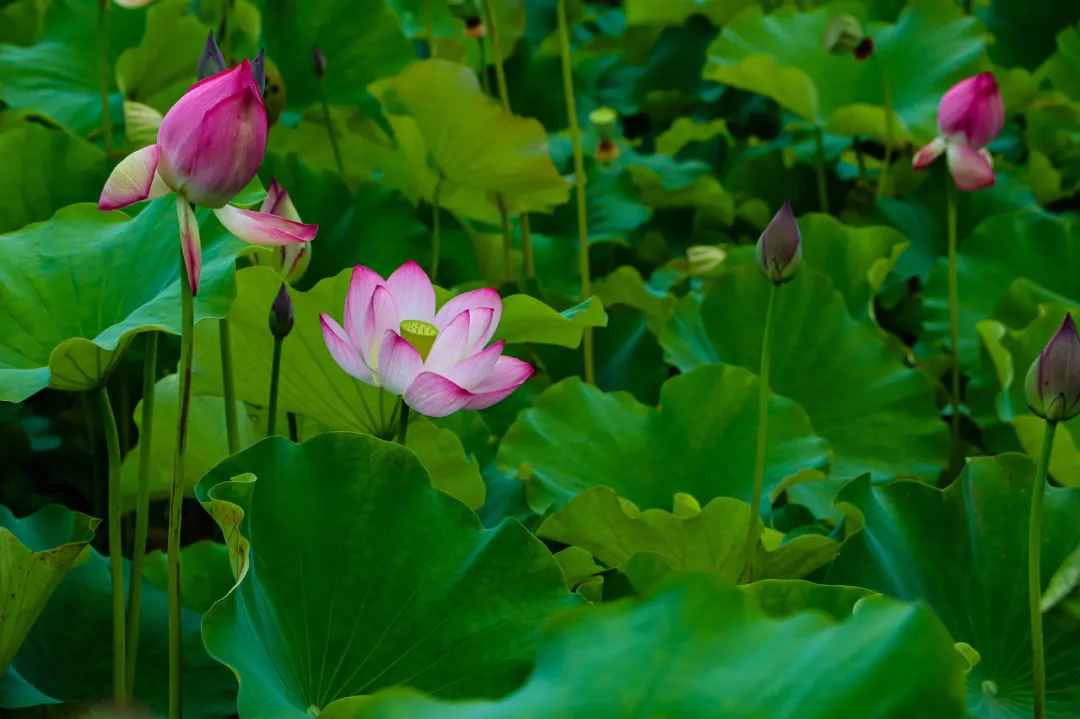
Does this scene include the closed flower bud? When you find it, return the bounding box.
[823,15,864,55]
[269,283,295,339]
[196,32,226,80]
[755,202,802,285]
[687,245,727,277]
[1025,313,1080,423]
[465,16,486,39]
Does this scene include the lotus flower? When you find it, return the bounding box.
[249,180,311,283]
[912,72,1004,191]
[1025,314,1080,423]
[98,61,317,294]
[755,202,802,285]
[321,261,534,417]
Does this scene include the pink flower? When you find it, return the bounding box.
[912,72,1004,192]
[97,61,317,294]
[249,179,311,283]
[320,261,534,417]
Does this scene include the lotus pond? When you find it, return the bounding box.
[2,0,1080,717]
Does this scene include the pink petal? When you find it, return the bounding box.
[175,196,202,296]
[359,286,399,368]
[403,372,472,418]
[99,144,163,210]
[212,205,318,246]
[260,178,302,221]
[464,307,495,355]
[376,330,423,395]
[443,341,504,390]
[911,137,945,171]
[344,266,386,343]
[938,72,1003,148]
[424,309,471,375]
[386,260,436,323]
[947,143,995,192]
[435,287,502,344]
[320,313,373,383]
[464,356,535,410]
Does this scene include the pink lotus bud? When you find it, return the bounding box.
[156,60,268,208]
[1026,314,1080,423]
[937,72,1004,149]
[320,261,533,417]
[755,202,802,285]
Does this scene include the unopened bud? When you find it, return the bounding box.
[595,138,620,164]
[1025,313,1080,423]
[823,15,864,56]
[312,46,327,78]
[853,36,875,61]
[465,16,486,39]
[687,245,727,277]
[269,283,295,339]
[755,202,802,285]
[251,49,267,96]
[196,32,226,80]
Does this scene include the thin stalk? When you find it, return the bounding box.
[946,179,961,451]
[813,126,829,213]
[477,36,491,94]
[317,80,346,179]
[876,61,895,199]
[556,0,594,384]
[287,412,299,442]
[168,253,196,719]
[219,320,239,454]
[397,402,410,445]
[1029,419,1057,719]
[742,283,778,580]
[496,195,514,284]
[267,335,284,436]
[97,0,112,155]
[126,332,158,691]
[98,386,126,704]
[431,176,443,282]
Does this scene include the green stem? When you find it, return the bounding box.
[431,176,443,282]
[97,0,112,155]
[1029,419,1056,719]
[126,332,158,691]
[813,126,829,213]
[318,81,346,179]
[168,252,195,719]
[946,179,961,452]
[742,283,778,581]
[397,401,410,446]
[267,335,284,436]
[496,195,514,284]
[219,319,239,454]
[557,0,594,384]
[877,63,895,199]
[98,386,126,704]
[477,36,491,94]
[287,412,299,442]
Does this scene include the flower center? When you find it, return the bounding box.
[400,319,438,360]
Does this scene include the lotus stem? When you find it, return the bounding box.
[1029,419,1056,719]
[742,282,778,581]
[556,0,595,384]
[97,0,112,155]
[97,385,126,704]
[126,331,158,691]
[946,179,961,454]
[397,401,410,446]
[267,334,284,436]
[219,319,239,454]
[431,176,443,282]
[287,412,299,442]
[317,77,346,180]
[813,126,829,213]
[168,252,196,719]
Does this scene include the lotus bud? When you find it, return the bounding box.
[196,32,226,80]
[823,15,864,55]
[251,49,267,96]
[755,202,802,285]
[269,283,295,339]
[938,72,1004,149]
[853,37,874,61]
[123,100,163,146]
[1025,314,1080,423]
[312,46,327,78]
[156,59,267,208]
[686,245,727,277]
[465,16,486,39]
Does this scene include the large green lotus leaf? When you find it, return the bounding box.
[824,454,1080,719]
[0,0,49,46]
[537,487,840,587]
[1048,24,1080,100]
[0,0,143,135]
[142,541,234,615]
[4,547,236,717]
[923,211,1079,369]
[0,113,107,233]
[498,364,830,513]
[661,266,947,481]
[625,0,758,27]
[0,200,244,400]
[704,0,986,139]
[738,578,874,621]
[321,574,968,719]
[197,433,577,717]
[406,416,486,510]
[118,374,262,510]
[0,505,98,672]
[257,0,413,110]
[0,199,245,402]
[372,59,570,214]
[976,0,1080,70]
[493,295,607,349]
[115,0,208,114]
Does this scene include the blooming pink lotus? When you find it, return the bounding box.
[98,60,316,293]
[250,179,311,283]
[912,72,1004,191]
[321,261,534,417]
